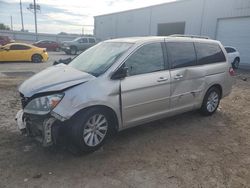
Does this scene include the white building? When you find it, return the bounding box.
[94,0,250,68]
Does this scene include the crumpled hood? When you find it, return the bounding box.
[19,64,95,97]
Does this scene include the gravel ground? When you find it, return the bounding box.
[0,53,250,188]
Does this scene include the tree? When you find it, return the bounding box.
[0,23,10,30]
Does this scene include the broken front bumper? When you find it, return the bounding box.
[16,110,61,147]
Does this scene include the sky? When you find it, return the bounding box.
[0,0,176,34]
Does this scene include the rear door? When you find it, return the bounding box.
[121,42,171,127]
[167,41,205,112]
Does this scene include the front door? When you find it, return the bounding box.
[121,42,171,127]
[78,38,89,50]
[5,44,31,61]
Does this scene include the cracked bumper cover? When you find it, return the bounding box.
[16,110,66,147]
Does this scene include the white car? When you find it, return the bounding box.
[225,46,240,69]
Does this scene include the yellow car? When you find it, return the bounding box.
[0,43,49,63]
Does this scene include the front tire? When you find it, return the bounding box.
[70,46,77,55]
[71,108,111,152]
[32,54,42,63]
[200,87,221,116]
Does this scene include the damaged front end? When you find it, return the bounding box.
[16,92,68,147]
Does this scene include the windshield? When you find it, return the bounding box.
[73,37,81,42]
[69,42,133,77]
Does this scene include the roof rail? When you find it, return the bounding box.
[169,34,210,39]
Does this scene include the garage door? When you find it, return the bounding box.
[216,17,250,68]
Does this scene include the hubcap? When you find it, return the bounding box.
[206,91,219,113]
[83,114,108,147]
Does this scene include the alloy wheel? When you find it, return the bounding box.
[206,91,219,113]
[83,114,108,147]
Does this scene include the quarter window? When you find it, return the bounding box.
[167,42,196,69]
[125,43,165,76]
[195,43,226,65]
[10,45,31,50]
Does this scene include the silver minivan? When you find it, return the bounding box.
[16,36,234,152]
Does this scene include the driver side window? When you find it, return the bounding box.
[125,43,165,76]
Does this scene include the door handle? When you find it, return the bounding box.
[174,74,184,80]
[157,77,168,82]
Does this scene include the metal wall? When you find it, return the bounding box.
[94,0,250,40]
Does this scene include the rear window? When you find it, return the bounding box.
[167,42,196,69]
[195,43,226,65]
[225,47,236,53]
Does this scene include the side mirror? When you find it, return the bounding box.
[111,66,128,80]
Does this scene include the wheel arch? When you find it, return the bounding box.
[235,56,240,62]
[70,105,120,133]
[70,45,78,50]
[206,84,223,99]
[31,53,43,62]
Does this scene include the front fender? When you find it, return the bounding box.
[52,78,123,130]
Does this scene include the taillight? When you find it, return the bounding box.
[229,67,235,76]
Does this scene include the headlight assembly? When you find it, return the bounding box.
[24,93,64,115]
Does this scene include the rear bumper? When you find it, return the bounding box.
[42,53,49,62]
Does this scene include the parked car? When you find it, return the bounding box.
[0,36,15,46]
[33,40,60,51]
[0,43,48,63]
[16,36,234,152]
[53,57,72,65]
[61,37,96,55]
[224,46,240,69]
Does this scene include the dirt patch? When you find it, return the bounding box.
[0,71,250,188]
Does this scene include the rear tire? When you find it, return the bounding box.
[200,87,221,116]
[32,54,42,63]
[71,108,111,152]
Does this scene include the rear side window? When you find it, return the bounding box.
[225,47,236,53]
[125,43,165,76]
[167,42,196,69]
[195,43,226,65]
